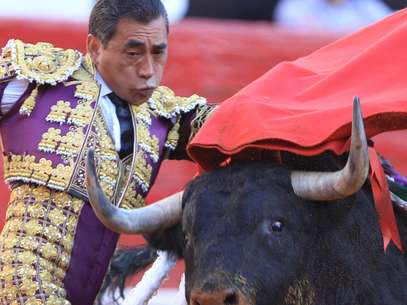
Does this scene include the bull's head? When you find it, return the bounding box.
[86,99,372,305]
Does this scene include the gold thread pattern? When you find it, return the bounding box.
[120,193,145,210]
[46,100,71,124]
[0,184,84,304]
[189,103,217,141]
[19,85,39,117]
[165,117,181,150]
[67,102,93,127]
[74,81,99,102]
[3,154,74,192]
[133,151,153,193]
[148,86,207,119]
[136,123,159,163]
[57,130,85,158]
[38,128,62,153]
[2,39,82,85]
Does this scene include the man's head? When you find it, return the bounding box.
[87,0,169,105]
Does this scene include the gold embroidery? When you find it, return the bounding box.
[38,127,62,153]
[94,113,117,160]
[74,81,99,101]
[57,130,85,157]
[120,193,145,210]
[46,100,71,124]
[19,85,39,117]
[0,185,83,304]
[165,117,181,150]
[189,103,217,141]
[48,164,73,190]
[137,123,159,162]
[99,159,118,189]
[71,55,95,82]
[68,102,94,127]
[132,103,153,125]
[133,151,153,192]
[4,154,35,182]
[3,154,75,191]
[0,63,8,79]
[149,86,207,119]
[30,158,52,184]
[2,39,82,85]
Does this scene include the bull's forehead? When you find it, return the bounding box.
[182,163,304,234]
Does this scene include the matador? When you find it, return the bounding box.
[0,0,215,304]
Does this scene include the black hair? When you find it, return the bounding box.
[89,0,169,47]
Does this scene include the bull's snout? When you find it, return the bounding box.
[190,288,246,305]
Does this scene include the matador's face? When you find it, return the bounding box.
[88,16,168,105]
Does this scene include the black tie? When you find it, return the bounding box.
[108,93,134,159]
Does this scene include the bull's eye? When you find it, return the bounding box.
[270,221,284,233]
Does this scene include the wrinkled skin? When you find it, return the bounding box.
[145,153,407,305]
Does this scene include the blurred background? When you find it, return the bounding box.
[0,0,406,304]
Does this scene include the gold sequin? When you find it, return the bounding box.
[0,185,84,304]
[46,100,72,124]
[57,130,85,157]
[149,86,206,119]
[137,122,159,162]
[133,151,153,192]
[68,102,93,127]
[38,127,62,153]
[2,39,82,85]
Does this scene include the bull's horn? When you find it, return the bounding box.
[291,97,369,201]
[85,149,182,234]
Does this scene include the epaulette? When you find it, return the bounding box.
[148,86,207,119]
[0,39,82,85]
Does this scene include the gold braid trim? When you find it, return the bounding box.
[3,154,74,191]
[2,39,82,85]
[148,86,207,119]
[0,44,15,80]
[165,117,181,150]
[0,184,84,304]
[189,103,218,141]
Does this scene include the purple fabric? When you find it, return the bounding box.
[64,203,119,305]
[0,79,198,304]
[0,82,8,117]
[382,157,407,187]
[0,83,85,164]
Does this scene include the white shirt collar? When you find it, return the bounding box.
[95,72,112,98]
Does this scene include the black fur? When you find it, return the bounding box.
[102,152,407,305]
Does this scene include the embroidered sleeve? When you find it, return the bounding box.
[1,39,82,85]
[167,103,217,161]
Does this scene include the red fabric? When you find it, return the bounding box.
[369,148,402,251]
[189,9,407,167]
[188,9,407,251]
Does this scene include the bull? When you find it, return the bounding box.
[87,100,407,305]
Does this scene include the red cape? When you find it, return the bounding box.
[188,9,407,251]
[188,9,407,169]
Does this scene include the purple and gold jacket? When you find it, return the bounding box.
[0,40,212,304]
[0,39,207,208]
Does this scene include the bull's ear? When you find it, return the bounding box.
[143,223,185,259]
